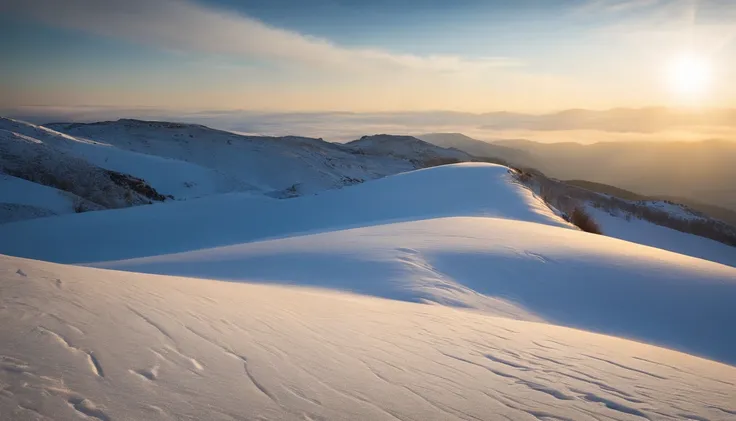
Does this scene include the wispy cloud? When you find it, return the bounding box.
[579,0,736,57]
[2,0,520,74]
[577,0,665,14]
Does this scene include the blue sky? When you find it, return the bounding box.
[2,0,735,112]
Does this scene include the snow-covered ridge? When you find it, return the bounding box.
[0,164,566,263]
[515,169,736,266]
[2,117,493,227]
[44,119,451,197]
[0,127,160,213]
[347,134,473,162]
[0,117,253,206]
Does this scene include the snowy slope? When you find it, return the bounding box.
[585,205,736,267]
[634,200,707,220]
[0,173,103,223]
[0,118,251,200]
[2,254,736,421]
[97,216,736,365]
[0,128,159,211]
[2,164,735,364]
[518,170,736,267]
[0,164,566,263]
[3,160,736,420]
[46,119,421,196]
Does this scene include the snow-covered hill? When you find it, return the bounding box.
[584,205,736,267]
[2,118,475,223]
[0,164,567,263]
[6,115,730,269]
[347,134,473,163]
[2,253,736,421]
[98,216,736,364]
[46,120,428,196]
[0,127,162,217]
[2,160,736,419]
[2,163,735,365]
[516,170,736,267]
[0,118,253,202]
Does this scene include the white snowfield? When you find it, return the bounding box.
[2,255,736,421]
[97,216,736,365]
[2,163,736,420]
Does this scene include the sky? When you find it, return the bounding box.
[1,0,736,113]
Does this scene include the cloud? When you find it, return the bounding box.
[577,0,665,14]
[2,0,519,74]
[579,0,736,59]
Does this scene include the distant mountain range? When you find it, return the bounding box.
[7,107,736,137]
[419,132,736,216]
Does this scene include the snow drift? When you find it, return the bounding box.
[2,254,735,421]
[97,216,736,366]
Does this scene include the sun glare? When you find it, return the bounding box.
[667,53,712,98]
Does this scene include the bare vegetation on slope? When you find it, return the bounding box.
[0,129,165,210]
[512,168,736,246]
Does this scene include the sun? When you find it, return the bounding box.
[667,53,712,98]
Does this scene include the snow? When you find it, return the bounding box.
[45,120,421,196]
[0,164,568,263]
[2,163,735,364]
[0,173,80,216]
[347,134,472,161]
[636,200,706,221]
[95,216,736,366]
[5,115,731,269]
[2,254,736,421]
[0,118,252,200]
[2,160,736,420]
[0,128,154,210]
[585,205,736,267]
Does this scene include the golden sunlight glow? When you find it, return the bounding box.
[667,53,712,98]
